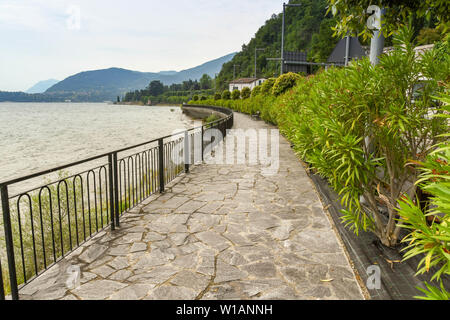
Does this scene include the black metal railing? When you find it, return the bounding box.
[0,105,233,299]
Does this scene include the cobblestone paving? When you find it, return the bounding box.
[20,112,364,300]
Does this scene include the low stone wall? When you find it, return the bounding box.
[181,104,231,120]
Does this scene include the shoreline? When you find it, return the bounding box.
[113,102,183,107]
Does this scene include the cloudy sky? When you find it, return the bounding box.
[0,0,285,91]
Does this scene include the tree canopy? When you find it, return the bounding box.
[328,0,450,40]
[215,0,339,91]
[199,74,213,90]
[147,80,165,96]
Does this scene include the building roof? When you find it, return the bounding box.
[327,37,366,64]
[229,78,258,84]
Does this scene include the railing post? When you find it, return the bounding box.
[158,138,165,193]
[113,152,120,227]
[184,131,190,173]
[108,154,116,231]
[222,120,226,139]
[1,185,19,300]
[201,126,204,163]
[0,259,5,300]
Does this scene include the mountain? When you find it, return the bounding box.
[26,79,59,93]
[44,52,236,101]
[0,53,235,102]
[158,71,178,76]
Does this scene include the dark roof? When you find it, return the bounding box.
[229,78,258,84]
[327,37,366,64]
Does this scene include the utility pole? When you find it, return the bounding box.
[254,48,265,78]
[364,6,385,173]
[367,5,385,65]
[281,3,286,75]
[280,2,302,75]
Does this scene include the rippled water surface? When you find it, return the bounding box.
[0,103,192,185]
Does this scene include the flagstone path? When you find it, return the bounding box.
[19,112,364,300]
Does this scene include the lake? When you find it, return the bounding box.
[0,102,194,193]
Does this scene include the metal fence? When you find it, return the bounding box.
[0,105,233,300]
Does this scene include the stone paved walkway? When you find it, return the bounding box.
[19,112,364,300]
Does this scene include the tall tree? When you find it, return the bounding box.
[147,80,165,96]
[309,17,339,62]
[199,74,212,89]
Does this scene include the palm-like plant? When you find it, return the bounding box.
[398,92,449,300]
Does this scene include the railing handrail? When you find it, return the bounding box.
[0,105,231,188]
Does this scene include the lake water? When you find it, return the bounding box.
[0,103,194,192]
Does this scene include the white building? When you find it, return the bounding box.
[229,78,266,92]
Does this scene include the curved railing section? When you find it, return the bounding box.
[0,105,233,299]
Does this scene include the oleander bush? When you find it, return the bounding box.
[272,72,302,96]
[293,27,448,247]
[260,78,276,95]
[221,90,231,100]
[397,92,450,300]
[231,89,241,100]
[241,87,251,99]
[251,85,262,98]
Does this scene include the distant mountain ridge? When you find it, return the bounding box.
[45,52,236,101]
[1,52,236,102]
[26,79,59,93]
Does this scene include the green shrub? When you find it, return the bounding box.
[272,72,302,96]
[251,85,262,98]
[203,113,222,124]
[192,95,199,101]
[397,92,450,300]
[200,95,207,101]
[241,87,251,99]
[260,78,276,95]
[222,90,231,100]
[287,26,449,246]
[231,89,241,100]
[214,92,222,100]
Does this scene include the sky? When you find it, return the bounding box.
[0,0,286,92]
